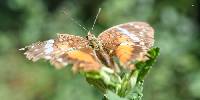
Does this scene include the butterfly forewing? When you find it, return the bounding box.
[98,22,154,67]
[21,21,154,71]
[21,34,100,72]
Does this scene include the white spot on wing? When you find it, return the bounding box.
[44,56,52,59]
[44,39,54,54]
[120,41,133,46]
[34,49,39,52]
[57,58,63,62]
[134,25,140,29]
[129,23,134,26]
[140,42,145,45]
[116,27,140,42]
[142,28,147,32]
[139,32,144,36]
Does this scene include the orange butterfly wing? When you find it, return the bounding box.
[21,34,100,72]
[98,22,154,67]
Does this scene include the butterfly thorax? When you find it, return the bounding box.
[86,31,114,68]
[86,32,102,50]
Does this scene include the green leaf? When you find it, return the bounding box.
[105,90,128,100]
[147,47,160,59]
[125,81,144,100]
[86,78,107,93]
[136,47,160,82]
[84,72,101,79]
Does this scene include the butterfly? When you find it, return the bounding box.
[20,22,154,72]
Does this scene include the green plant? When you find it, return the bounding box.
[86,47,159,100]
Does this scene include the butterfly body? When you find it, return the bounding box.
[86,31,115,69]
[20,22,154,72]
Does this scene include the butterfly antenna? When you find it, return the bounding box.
[91,8,101,31]
[62,10,88,32]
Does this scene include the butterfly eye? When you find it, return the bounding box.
[86,36,89,40]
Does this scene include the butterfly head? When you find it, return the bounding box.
[86,31,100,50]
[86,31,96,40]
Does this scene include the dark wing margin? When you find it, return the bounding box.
[98,22,154,68]
[20,33,101,72]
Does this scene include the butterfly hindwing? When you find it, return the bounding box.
[56,48,100,72]
[98,22,154,67]
[21,34,100,72]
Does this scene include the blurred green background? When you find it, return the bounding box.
[0,0,200,100]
